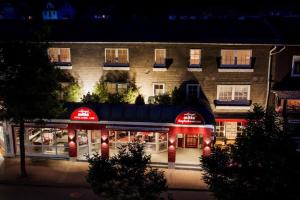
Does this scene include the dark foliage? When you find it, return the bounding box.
[201,104,300,200]
[0,41,65,177]
[86,142,167,200]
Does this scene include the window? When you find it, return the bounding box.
[215,121,225,137]
[106,82,128,94]
[186,84,199,98]
[153,83,165,96]
[48,48,71,69]
[217,85,250,101]
[221,50,252,66]
[155,49,166,65]
[190,49,201,65]
[105,48,129,64]
[14,127,69,156]
[292,56,300,77]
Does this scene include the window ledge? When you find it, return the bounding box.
[214,100,251,109]
[153,67,168,72]
[103,63,130,70]
[218,68,253,72]
[187,66,202,72]
[215,105,251,110]
[103,66,130,71]
[54,65,72,69]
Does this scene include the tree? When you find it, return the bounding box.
[0,41,64,177]
[86,142,167,200]
[201,104,300,200]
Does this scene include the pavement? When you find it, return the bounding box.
[0,157,209,191]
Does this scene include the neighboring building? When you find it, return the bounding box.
[0,17,299,167]
[271,46,300,151]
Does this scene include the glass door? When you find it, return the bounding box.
[185,134,198,148]
[77,130,89,160]
[90,130,101,156]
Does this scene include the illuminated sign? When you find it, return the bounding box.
[70,107,98,121]
[175,111,204,125]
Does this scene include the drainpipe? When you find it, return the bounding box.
[265,45,286,109]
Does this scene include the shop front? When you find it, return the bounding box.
[66,104,214,168]
[5,104,214,168]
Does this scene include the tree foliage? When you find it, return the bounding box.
[86,143,167,200]
[0,41,65,177]
[201,104,300,200]
[87,80,139,104]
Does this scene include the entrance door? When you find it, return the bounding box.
[185,134,198,148]
[77,130,101,160]
[77,130,89,160]
[177,133,184,148]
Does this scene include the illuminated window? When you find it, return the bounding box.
[105,48,129,64]
[292,56,300,77]
[106,82,128,94]
[190,49,201,65]
[153,83,165,96]
[217,85,250,101]
[215,121,225,137]
[221,50,251,66]
[186,84,199,98]
[48,48,71,64]
[155,49,166,65]
[237,122,245,137]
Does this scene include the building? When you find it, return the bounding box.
[1,16,300,167]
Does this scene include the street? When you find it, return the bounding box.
[0,184,215,200]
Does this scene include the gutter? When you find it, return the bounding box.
[265,45,286,109]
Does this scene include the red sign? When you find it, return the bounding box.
[175,111,204,125]
[70,107,99,121]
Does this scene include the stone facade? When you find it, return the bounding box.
[51,42,271,115]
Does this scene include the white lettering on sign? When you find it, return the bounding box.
[177,112,203,124]
[77,110,90,117]
[70,107,98,121]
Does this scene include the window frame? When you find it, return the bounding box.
[216,85,251,109]
[47,48,72,69]
[154,49,166,66]
[219,49,253,72]
[186,84,200,98]
[188,49,202,72]
[217,85,250,101]
[104,48,129,70]
[291,55,300,77]
[152,83,165,96]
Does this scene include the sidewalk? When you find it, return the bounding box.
[0,157,209,190]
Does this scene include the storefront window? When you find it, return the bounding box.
[109,131,168,153]
[215,122,225,137]
[14,127,69,156]
[0,126,4,156]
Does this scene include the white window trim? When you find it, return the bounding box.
[218,68,253,72]
[216,85,251,101]
[291,55,300,77]
[104,48,129,63]
[152,83,165,96]
[186,84,200,98]
[154,49,166,64]
[220,49,252,67]
[187,68,203,72]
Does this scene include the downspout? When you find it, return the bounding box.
[265,45,286,109]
